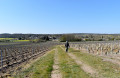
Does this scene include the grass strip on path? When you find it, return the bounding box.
[57,46,91,78]
[68,47,120,78]
[14,50,55,78]
[51,48,62,78]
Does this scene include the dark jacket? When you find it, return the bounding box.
[65,42,70,48]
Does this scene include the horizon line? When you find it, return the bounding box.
[1,33,120,35]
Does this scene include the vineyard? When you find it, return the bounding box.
[70,41,120,55]
[1,41,120,78]
[0,42,59,77]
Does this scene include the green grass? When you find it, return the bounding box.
[0,38,16,42]
[57,46,91,78]
[0,38,29,42]
[14,50,55,78]
[0,38,15,40]
[68,47,120,78]
[13,40,29,42]
[13,45,120,78]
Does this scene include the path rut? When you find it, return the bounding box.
[60,46,102,78]
[68,53,99,77]
[51,49,62,78]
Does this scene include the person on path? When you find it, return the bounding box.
[65,41,70,52]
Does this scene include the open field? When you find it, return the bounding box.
[1,0,120,77]
[0,42,59,77]
[0,38,29,43]
[13,40,29,42]
[13,46,91,78]
[1,41,120,78]
[14,50,55,78]
[5,43,120,78]
[0,38,16,40]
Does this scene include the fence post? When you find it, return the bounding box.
[1,50,3,69]
[111,44,113,54]
[101,46,103,55]
[32,48,34,57]
[87,46,89,53]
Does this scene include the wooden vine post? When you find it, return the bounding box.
[0,50,3,70]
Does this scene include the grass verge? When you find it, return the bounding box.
[68,47,120,78]
[13,50,55,78]
[13,40,29,42]
[57,46,91,78]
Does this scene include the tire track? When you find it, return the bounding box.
[51,48,62,78]
[68,53,99,77]
[60,46,102,78]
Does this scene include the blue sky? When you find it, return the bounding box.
[0,0,120,34]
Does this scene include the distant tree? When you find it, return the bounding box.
[18,37,25,40]
[53,37,56,40]
[18,37,22,40]
[60,34,76,42]
[98,39,103,41]
[45,36,49,41]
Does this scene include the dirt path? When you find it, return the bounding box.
[68,53,99,77]
[51,48,62,78]
[60,46,102,78]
